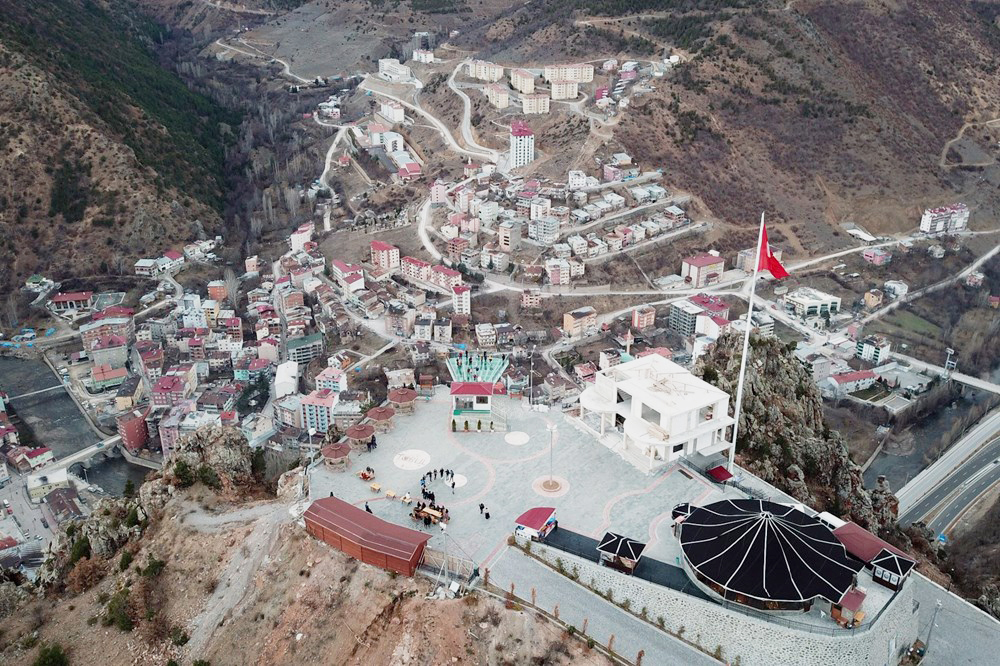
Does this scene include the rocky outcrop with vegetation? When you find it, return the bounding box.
[698,333,898,531]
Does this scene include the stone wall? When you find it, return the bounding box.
[517,535,918,666]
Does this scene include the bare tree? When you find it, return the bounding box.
[5,293,19,329]
[224,267,240,307]
[283,186,300,220]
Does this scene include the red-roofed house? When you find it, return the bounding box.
[162,249,185,272]
[152,375,190,408]
[822,370,877,398]
[11,446,53,471]
[450,382,504,430]
[370,241,401,270]
[681,254,725,288]
[50,291,93,312]
[91,364,128,391]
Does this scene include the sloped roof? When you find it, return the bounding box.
[304,496,430,561]
[515,507,556,531]
[597,532,646,561]
[832,522,911,562]
[680,500,863,605]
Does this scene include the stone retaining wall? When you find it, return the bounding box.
[517,535,918,666]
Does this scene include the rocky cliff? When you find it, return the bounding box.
[697,332,898,531]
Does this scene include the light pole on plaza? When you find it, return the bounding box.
[543,424,559,492]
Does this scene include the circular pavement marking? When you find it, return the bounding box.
[505,431,530,446]
[452,473,468,488]
[393,449,431,470]
[532,475,570,498]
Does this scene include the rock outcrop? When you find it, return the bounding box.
[697,333,898,530]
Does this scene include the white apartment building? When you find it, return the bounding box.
[467,59,504,82]
[567,170,588,191]
[498,220,521,252]
[529,197,552,220]
[452,284,471,316]
[856,334,892,364]
[550,80,579,100]
[785,287,842,318]
[920,203,969,234]
[543,63,594,83]
[521,93,551,115]
[510,68,535,94]
[412,49,434,63]
[579,354,735,473]
[478,200,501,226]
[509,120,535,169]
[485,83,510,109]
[527,216,559,245]
[379,99,405,124]
[378,58,412,83]
[545,258,571,285]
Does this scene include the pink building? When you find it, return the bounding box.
[631,305,656,331]
[301,389,339,433]
[681,254,725,288]
[862,247,892,266]
[370,241,401,270]
[429,265,463,291]
[315,366,347,392]
[430,179,448,206]
[401,256,432,283]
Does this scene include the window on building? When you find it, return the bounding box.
[641,403,660,425]
[672,443,684,453]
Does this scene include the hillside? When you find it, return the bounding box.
[696,333,898,532]
[0,426,594,665]
[0,0,239,293]
[456,0,1000,247]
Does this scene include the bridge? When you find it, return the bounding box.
[5,384,67,400]
[45,435,124,473]
[890,353,1000,395]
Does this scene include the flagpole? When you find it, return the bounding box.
[728,212,765,472]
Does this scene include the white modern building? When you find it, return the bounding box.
[452,284,471,316]
[543,63,594,83]
[467,59,504,82]
[856,334,892,365]
[784,287,842,318]
[509,120,535,170]
[578,354,735,473]
[550,80,579,100]
[919,203,969,234]
[377,58,412,83]
[485,83,510,109]
[521,93,551,115]
[510,68,535,94]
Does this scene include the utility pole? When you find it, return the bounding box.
[543,424,559,491]
[944,348,956,376]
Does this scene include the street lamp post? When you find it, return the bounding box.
[528,345,536,409]
[543,424,560,492]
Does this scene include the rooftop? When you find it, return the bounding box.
[446,352,509,383]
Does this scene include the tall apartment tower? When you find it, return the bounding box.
[509,120,535,170]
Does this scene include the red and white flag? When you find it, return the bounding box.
[758,222,789,279]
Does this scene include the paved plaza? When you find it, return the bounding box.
[308,386,750,568]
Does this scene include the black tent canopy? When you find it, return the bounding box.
[679,499,863,609]
[672,503,693,520]
[598,532,646,561]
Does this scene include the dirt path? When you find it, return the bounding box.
[183,501,292,656]
[939,117,1000,169]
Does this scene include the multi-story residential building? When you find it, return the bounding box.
[475,323,497,347]
[785,287,841,318]
[498,220,521,252]
[401,256,432,283]
[386,304,417,337]
[286,333,325,367]
[527,216,559,245]
[883,280,909,299]
[681,253,725,288]
[413,317,433,341]
[478,200,501,227]
[529,197,551,220]
[370,241,401,270]
[429,265,463,291]
[545,258,571,285]
[510,68,535,94]
[430,179,449,206]
[412,48,434,63]
[550,80,579,100]
[864,289,884,310]
[452,285,471,316]
[314,366,347,393]
[467,59,503,81]
[920,203,969,234]
[379,98,405,123]
[301,389,339,433]
[485,83,509,109]
[151,375,189,408]
[567,170,589,190]
[116,407,149,453]
[521,289,542,309]
[81,316,135,349]
[433,317,453,343]
[378,58,412,82]
[447,237,470,264]
[289,222,314,252]
[857,334,892,365]
[631,305,657,331]
[822,370,878,398]
[273,394,303,430]
[667,294,730,337]
[543,63,594,83]
[521,93,550,115]
[578,354,734,473]
[563,306,597,338]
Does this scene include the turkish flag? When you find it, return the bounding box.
[758,222,789,279]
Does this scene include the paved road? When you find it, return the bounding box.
[897,408,1000,516]
[446,60,502,164]
[891,353,1000,395]
[489,547,717,665]
[899,432,1000,528]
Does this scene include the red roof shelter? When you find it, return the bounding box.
[304,496,431,576]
